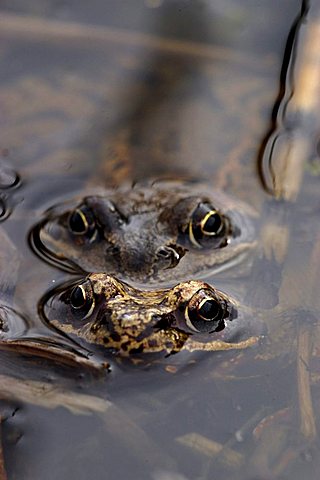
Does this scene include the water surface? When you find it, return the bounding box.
[2,1,320,479]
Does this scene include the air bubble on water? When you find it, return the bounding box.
[0,164,19,189]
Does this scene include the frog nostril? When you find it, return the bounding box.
[106,245,121,257]
[156,245,184,269]
[157,247,174,259]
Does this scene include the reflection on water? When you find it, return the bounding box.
[0,162,20,222]
[258,0,320,201]
[0,305,29,339]
[2,0,320,479]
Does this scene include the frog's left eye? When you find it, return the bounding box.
[69,280,95,320]
[188,202,228,248]
[68,204,97,242]
[185,289,227,333]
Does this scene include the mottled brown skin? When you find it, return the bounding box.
[42,274,259,357]
[33,180,257,285]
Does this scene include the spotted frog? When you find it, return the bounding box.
[41,273,259,357]
[32,180,257,285]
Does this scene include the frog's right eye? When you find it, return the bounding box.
[68,205,97,241]
[185,294,225,333]
[188,202,227,248]
[69,280,95,319]
[182,288,234,334]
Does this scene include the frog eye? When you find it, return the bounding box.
[188,202,226,248]
[68,205,97,241]
[184,289,227,333]
[69,280,95,319]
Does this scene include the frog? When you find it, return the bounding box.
[31,179,257,286]
[40,273,259,358]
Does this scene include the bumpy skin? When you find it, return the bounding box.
[33,180,257,285]
[41,274,259,357]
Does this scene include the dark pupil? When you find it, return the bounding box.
[70,286,86,309]
[198,300,222,320]
[68,205,96,236]
[69,210,87,234]
[203,213,222,234]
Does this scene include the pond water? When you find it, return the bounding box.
[1,1,320,479]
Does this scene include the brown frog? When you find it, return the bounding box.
[31,180,257,285]
[40,273,259,358]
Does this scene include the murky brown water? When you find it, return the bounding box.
[2,1,320,479]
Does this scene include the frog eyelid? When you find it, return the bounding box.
[86,197,128,230]
[81,281,96,319]
[184,303,200,332]
[188,221,202,248]
[82,296,95,319]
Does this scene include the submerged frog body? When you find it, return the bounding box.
[41,273,258,357]
[32,180,257,285]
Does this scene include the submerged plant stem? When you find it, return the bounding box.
[297,325,317,440]
[259,5,320,201]
[0,420,7,480]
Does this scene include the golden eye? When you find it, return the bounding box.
[189,202,227,248]
[197,298,222,320]
[69,280,95,319]
[200,211,223,236]
[184,289,229,333]
[68,204,97,241]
